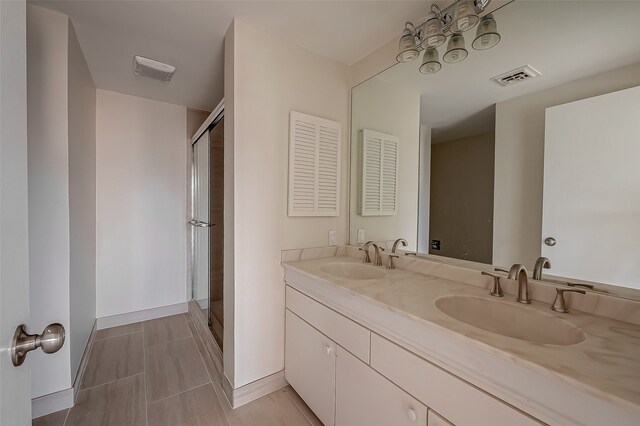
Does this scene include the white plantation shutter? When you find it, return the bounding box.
[288,111,341,216]
[360,129,398,216]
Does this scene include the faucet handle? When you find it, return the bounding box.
[359,247,371,263]
[567,282,595,290]
[386,254,399,270]
[550,288,586,313]
[481,271,504,297]
[494,267,509,274]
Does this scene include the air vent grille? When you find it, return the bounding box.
[491,65,541,87]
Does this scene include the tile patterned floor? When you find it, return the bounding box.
[33,314,322,426]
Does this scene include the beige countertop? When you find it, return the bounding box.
[283,254,640,418]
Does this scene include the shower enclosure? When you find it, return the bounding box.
[190,107,224,350]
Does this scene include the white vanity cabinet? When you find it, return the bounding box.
[285,285,539,426]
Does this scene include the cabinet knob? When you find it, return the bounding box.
[406,408,417,422]
[323,345,333,355]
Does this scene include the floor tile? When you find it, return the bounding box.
[224,388,312,426]
[147,384,229,426]
[66,374,146,426]
[145,337,209,403]
[283,386,323,426]
[95,322,143,340]
[32,409,67,426]
[143,314,191,347]
[81,332,144,389]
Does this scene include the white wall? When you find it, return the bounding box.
[224,19,349,388]
[67,21,96,381]
[96,90,187,318]
[349,77,420,250]
[493,62,640,269]
[27,5,72,398]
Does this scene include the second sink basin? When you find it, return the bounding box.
[320,262,386,280]
[435,296,585,346]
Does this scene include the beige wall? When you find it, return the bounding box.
[224,19,349,388]
[430,133,495,263]
[349,77,420,250]
[96,90,187,318]
[27,5,72,398]
[27,4,97,399]
[493,62,640,269]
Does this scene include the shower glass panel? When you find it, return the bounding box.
[192,130,211,322]
[190,113,224,351]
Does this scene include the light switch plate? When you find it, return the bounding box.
[328,229,336,246]
[357,228,365,244]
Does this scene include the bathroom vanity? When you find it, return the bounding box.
[281,247,640,426]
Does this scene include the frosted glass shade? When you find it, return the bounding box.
[472,14,501,50]
[451,0,480,33]
[419,48,442,74]
[443,34,468,63]
[397,28,420,62]
[421,15,446,48]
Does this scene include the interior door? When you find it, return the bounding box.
[542,86,640,288]
[191,131,211,322]
[0,0,32,423]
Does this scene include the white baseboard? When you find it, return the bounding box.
[73,320,97,401]
[223,370,288,409]
[96,302,188,329]
[31,386,74,419]
[32,320,98,419]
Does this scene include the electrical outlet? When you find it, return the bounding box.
[357,228,365,244]
[328,229,336,246]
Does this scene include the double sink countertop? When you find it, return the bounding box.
[282,250,640,426]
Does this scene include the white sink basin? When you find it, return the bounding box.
[435,296,585,346]
[320,262,386,280]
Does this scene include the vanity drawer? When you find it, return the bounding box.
[370,334,541,426]
[286,286,370,363]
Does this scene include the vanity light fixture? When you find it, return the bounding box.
[396,0,501,74]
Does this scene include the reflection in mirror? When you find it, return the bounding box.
[349,0,640,295]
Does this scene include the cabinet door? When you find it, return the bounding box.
[336,347,427,426]
[285,309,336,425]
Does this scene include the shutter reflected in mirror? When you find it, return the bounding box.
[360,129,398,216]
[288,111,341,216]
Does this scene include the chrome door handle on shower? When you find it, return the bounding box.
[188,220,214,228]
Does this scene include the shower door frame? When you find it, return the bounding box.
[189,101,224,329]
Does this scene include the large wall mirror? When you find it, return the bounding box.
[349,0,640,298]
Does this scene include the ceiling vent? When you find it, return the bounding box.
[133,55,175,82]
[491,65,541,87]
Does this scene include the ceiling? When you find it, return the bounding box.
[374,0,640,143]
[33,0,434,111]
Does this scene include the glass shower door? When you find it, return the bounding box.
[191,130,211,323]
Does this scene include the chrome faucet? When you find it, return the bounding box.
[508,264,531,304]
[370,243,383,266]
[391,238,407,253]
[533,257,551,280]
[360,241,383,266]
[360,241,374,263]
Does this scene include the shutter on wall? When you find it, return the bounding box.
[360,129,398,216]
[288,111,341,216]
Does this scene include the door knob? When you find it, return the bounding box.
[11,323,65,367]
